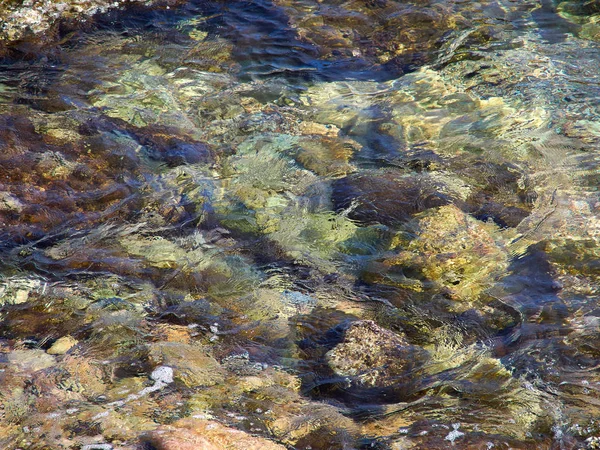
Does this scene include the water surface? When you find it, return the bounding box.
[1,0,600,448]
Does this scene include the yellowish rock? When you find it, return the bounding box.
[298,121,340,137]
[14,289,29,304]
[384,205,507,302]
[100,409,157,442]
[326,320,413,387]
[294,136,357,176]
[47,336,78,355]
[268,402,358,447]
[60,355,106,397]
[148,342,225,388]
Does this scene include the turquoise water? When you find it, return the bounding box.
[1,0,600,448]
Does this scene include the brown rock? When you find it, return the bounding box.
[143,418,286,450]
[376,204,508,301]
[326,320,418,387]
[294,136,357,176]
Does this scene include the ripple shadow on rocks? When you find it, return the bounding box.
[331,171,452,227]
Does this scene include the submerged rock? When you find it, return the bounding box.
[6,349,56,372]
[0,0,597,447]
[365,204,508,303]
[143,418,286,450]
[47,335,78,355]
[183,37,238,73]
[148,342,225,388]
[292,135,358,177]
[273,0,468,74]
[124,123,218,168]
[457,160,535,228]
[326,320,424,388]
[557,1,600,41]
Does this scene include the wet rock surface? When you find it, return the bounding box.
[367,204,509,303]
[272,0,473,77]
[143,418,286,450]
[326,320,425,388]
[0,0,177,47]
[0,0,599,448]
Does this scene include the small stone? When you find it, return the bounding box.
[151,366,174,385]
[47,336,78,355]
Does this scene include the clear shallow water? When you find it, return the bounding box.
[1,0,600,448]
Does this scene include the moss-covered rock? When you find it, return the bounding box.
[365,204,507,303]
[148,342,225,388]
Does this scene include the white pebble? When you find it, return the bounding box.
[82,443,113,450]
[151,365,174,384]
[445,423,465,443]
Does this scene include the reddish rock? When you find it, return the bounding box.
[143,418,286,450]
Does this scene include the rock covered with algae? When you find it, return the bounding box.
[332,170,454,227]
[148,342,225,388]
[326,320,425,388]
[1,0,600,447]
[304,72,543,229]
[175,351,360,449]
[557,0,600,41]
[365,204,508,303]
[212,132,366,266]
[291,135,358,177]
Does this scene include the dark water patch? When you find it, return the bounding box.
[331,171,452,227]
[531,0,581,44]
[456,160,536,228]
[80,117,218,168]
[490,244,571,375]
[0,294,87,342]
